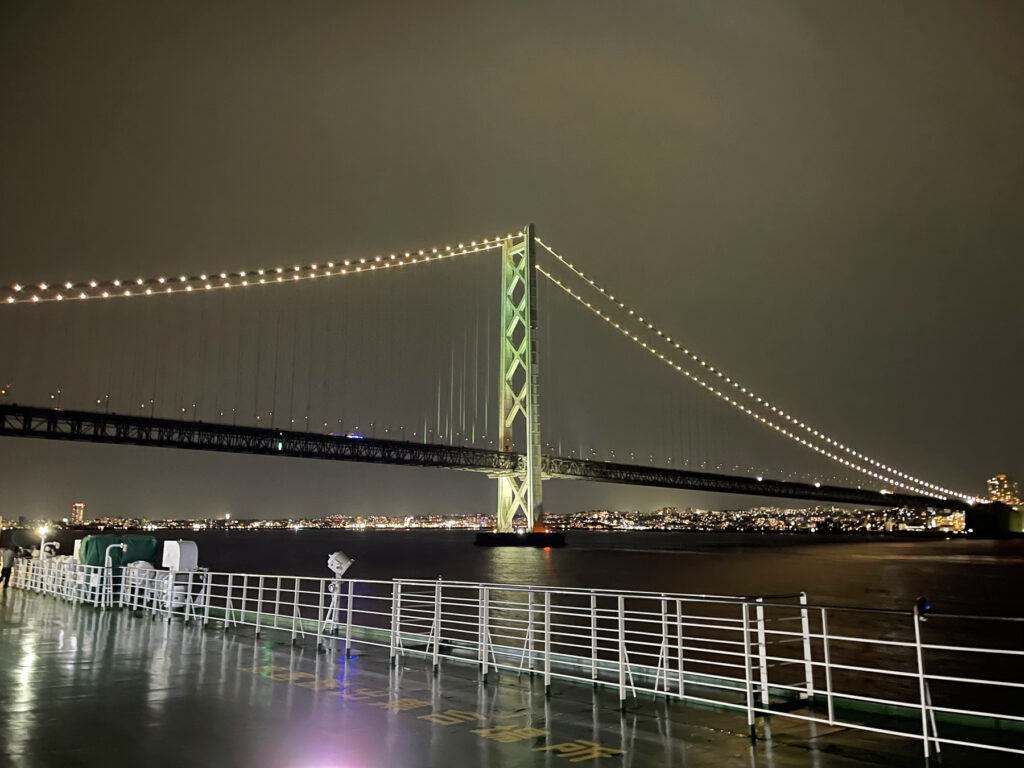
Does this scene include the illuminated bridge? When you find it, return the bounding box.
[0,226,985,527]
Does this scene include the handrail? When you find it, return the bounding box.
[9,557,1022,760]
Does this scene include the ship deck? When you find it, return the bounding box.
[0,588,1014,767]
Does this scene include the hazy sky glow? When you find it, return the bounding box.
[1,2,1021,520]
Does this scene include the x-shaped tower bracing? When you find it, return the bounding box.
[495,225,544,532]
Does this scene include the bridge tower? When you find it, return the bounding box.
[495,224,545,532]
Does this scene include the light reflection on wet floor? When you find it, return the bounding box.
[0,589,1011,767]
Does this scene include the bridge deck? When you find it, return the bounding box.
[0,404,967,510]
[1,589,1008,767]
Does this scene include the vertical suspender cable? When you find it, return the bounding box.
[173,296,185,417]
[322,278,335,432]
[1,305,19,400]
[213,293,226,420]
[125,298,140,412]
[35,302,48,405]
[233,290,245,425]
[253,287,263,423]
[447,344,454,445]
[473,314,479,445]
[147,297,158,416]
[305,282,316,432]
[460,327,467,439]
[340,279,349,434]
[271,306,281,429]
[288,315,298,428]
[4,305,25,403]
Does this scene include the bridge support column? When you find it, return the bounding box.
[495,224,544,532]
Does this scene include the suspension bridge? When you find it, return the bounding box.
[0,225,984,531]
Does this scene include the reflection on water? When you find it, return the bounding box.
[486,546,556,586]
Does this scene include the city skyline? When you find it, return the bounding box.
[2,502,968,537]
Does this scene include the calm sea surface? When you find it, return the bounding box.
[129,529,1022,616]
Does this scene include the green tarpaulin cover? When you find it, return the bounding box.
[78,535,158,568]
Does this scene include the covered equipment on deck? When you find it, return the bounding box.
[78,535,158,568]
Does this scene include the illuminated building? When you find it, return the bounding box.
[986,474,1021,505]
[71,502,85,526]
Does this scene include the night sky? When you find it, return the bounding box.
[1,2,1021,521]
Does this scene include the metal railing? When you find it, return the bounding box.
[11,559,1022,758]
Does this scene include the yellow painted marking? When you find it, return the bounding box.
[339,687,389,701]
[471,725,549,743]
[417,710,485,726]
[370,698,432,713]
[535,740,626,762]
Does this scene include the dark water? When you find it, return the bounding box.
[127,529,1022,617]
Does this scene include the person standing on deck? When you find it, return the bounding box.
[1,547,14,588]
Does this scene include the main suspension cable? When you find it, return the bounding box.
[535,240,981,505]
[2,234,513,306]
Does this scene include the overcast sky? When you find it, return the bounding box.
[1,2,1021,521]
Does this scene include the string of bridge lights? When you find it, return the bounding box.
[0,234,515,305]
[534,250,982,506]
[534,265,925,495]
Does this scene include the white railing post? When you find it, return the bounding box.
[543,590,551,696]
[617,594,626,711]
[166,572,175,622]
[527,590,536,673]
[202,573,211,626]
[925,678,941,756]
[742,602,756,740]
[290,579,300,644]
[107,564,116,609]
[659,596,669,697]
[431,578,441,673]
[799,592,814,700]
[226,573,236,628]
[185,571,195,623]
[755,597,769,707]
[820,608,834,724]
[255,576,265,637]
[241,575,250,627]
[590,592,598,684]
[913,608,931,759]
[480,586,490,679]
[316,579,326,649]
[273,578,281,629]
[676,598,685,698]
[389,581,401,666]
[344,580,354,658]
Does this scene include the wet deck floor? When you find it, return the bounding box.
[0,589,1010,767]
